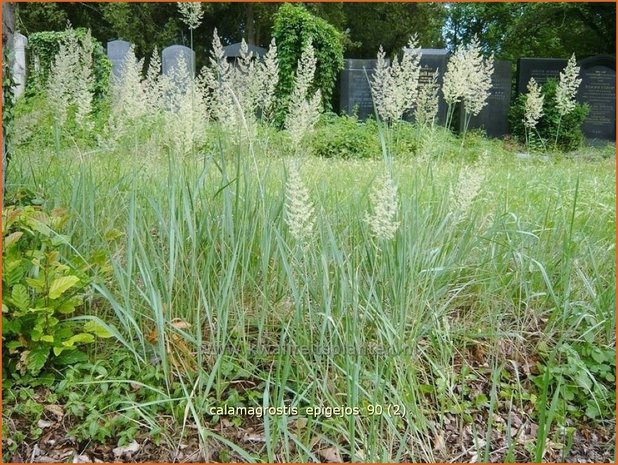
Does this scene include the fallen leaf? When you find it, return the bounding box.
[242,432,266,443]
[37,419,54,429]
[318,447,342,462]
[45,404,64,419]
[433,432,446,453]
[294,418,308,430]
[112,440,140,458]
[171,318,191,330]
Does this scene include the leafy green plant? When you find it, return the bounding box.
[534,341,616,423]
[272,3,344,123]
[509,79,589,152]
[309,114,379,159]
[2,204,111,381]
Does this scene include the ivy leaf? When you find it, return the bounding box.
[48,275,80,299]
[27,346,50,375]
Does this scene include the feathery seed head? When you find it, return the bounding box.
[47,28,95,129]
[285,161,315,243]
[443,36,494,117]
[370,36,422,123]
[451,163,485,215]
[556,54,581,116]
[524,78,544,129]
[177,2,204,30]
[415,69,440,127]
[285,41,321,150]
[365,174,400,241]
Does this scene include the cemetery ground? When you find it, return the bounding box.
[2,115,616,462]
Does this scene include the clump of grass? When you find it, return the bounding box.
[5,24,615,463]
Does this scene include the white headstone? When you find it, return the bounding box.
[13,33,27,99]
[107,39,131,78]
[162,45,195,76]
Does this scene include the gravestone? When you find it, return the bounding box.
[107,39,131,79]
[576,55,616,143]
[162,45,195,76]
[463,60,512,138]
[516,57,567,94]
[12,32,27,99]
[339,59,381,119]
[418,49,449,125]
[223,42,266,60]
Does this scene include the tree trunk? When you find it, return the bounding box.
[246,3,255,45]
[2,2,15,205]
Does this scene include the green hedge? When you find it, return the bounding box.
[272,4,344,124]
[27,28,111,102]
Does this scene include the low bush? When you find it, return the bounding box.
[2,199,111,384]
[509,79,589,152]
[309,114,379,159]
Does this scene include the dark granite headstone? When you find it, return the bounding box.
[339,59,380,119]
[463,60,512,138]
[107,39,131,78]
[516,57,567,94]
[418,49,449,125]
[162,45,195,76]
[223,42,266,59]
[576,55,616,143]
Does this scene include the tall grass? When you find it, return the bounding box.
[9,120,615,460]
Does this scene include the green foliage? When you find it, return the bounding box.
[3,30,15,168]
[445,3,616,61]
[309,114,379,159]
[535,341,616,423]
[2,203,111,381]
[272,4,344,122]
[57,352,167,444]
[27,28,111,102]
[308,115,426,159]
[509,79,589,152]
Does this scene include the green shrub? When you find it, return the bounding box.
[272,4,344,123]
[27,28,111,103]
[509,79,589,152]
[309,114,379,159]
[2,202,111,382]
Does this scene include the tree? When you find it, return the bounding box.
[444,3,616,60]
[343,3,446,57]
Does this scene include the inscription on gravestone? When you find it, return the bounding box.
[107,39,131,79]
[516,57,567,94]
[464,60,512,138]
[162,45,196,77]
[339,59,380,119]
[577,55,616,143]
